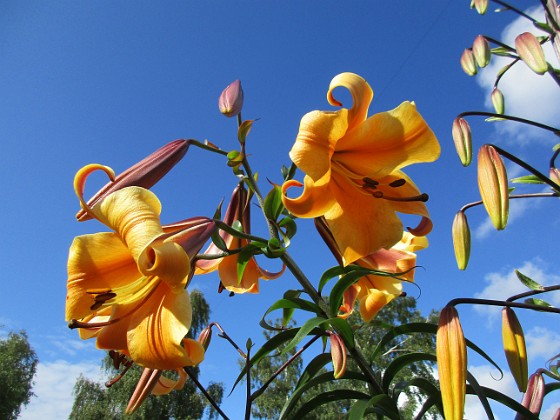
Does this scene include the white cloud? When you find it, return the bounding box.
[542,403,560,420]
[474,197,532,239]
[476,6,560,145]
[526,326,560,360]
[473,260,560,321]
[465,364,521,420]
[19,359,102,420]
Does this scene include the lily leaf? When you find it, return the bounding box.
[236,244,259,285]
[290,389,374,419]
[466,371,494,420]
[465,385,538,419]
[282,290,301,326]
[238,119,255,144]
[347,394,401,420]
[278,216,297,240]
[260,296,321,331]
[382,352,436,392]
[515,269,545,291]
[263,185,284,221]
[524,297,552,308]
[294,353,332,390]
[510,174,545,184]
[281,317,326,355]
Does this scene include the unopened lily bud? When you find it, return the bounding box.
[473,35,491,68]
[460,48,478,76]
[437,306,467,420]
[452,117,472,166]
[329,332,347,379]
[478,145,509,230]
[219,79,244,117]
[502,307,528,392]
[197,325,213,351]
[471,0,488,14]
[76,140,189,221]
[452,212,471,270]
[515,32,548,75]
[491,88,505,114]
[550,167,560,188]
[515,372,545,419]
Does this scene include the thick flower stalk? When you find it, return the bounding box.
[67,164,211,370]
[316,217,428,322]
[436,306,467,420]
[196,184,284,293]
[502,307,528,392]
[282,72,440,264]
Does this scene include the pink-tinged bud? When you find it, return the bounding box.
[514,372,545,419]
[329,332,347,379]
[550,167,560,188]
[471,0,488,14]
[502,307,528,392]
[515,32,548,75]
[473,35,491,68]
[478,145,509,230]
[452,117,472,166]
[491,88,505,114]
[452,212,471,270]
[218,79,244,117]
[460,48,478,76]
[76,140,189,221]
[437,306,467,420]
[197,326,213,351]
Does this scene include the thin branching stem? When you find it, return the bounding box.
[185,366,230,420]
[460,192,559,213]
[491,0,539,22]
[506,284,560,302]
[457,111,560,134]
[448,297,560,314]
[244,345,252,420]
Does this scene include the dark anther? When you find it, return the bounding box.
[363,177,379,187]
[389,178,407,188]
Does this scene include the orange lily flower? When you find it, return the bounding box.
[282,72,439,264]
[66,164,212,370]
[316,217,427,322]
[196,184,284,293]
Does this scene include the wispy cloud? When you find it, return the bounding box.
[526,326,560,360]
[476,7,560,146]
[473,259,560,321]
[19,359,102,420]
[474,197,532,239]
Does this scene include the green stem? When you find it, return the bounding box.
[279,251,384,394]
[491,0,538,22]
[187,139,229,156]
[449,297,560,314]
[185,366,230,420]
[506,284,560,303]
[460,192,559,213]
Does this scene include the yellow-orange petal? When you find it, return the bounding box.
[282,178,336,218]
[66,232,139,321]
[327,72,373,130]
[358,289,394,322]
[502,307,528,392]
[336,102,440,179]
[218,255,260,294]
[138,241,190,293]
[93,186,164,260]
[289,109,349,182]
[324,174,403,264]
[152,369,188,395]
[127,285,193,370]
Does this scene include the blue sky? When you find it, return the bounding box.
[1,1,559,418]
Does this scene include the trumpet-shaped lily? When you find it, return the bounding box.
[282,72,439,264]
[67,164,213,370]
[196,184,284,293]
[316,217,428,322]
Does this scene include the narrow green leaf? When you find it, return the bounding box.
[515,269,545,291]
[282,290,301,326]
[382,353,436,392]
[260,297,321,330]
[325,317,355,348]
[318,265,346,295]
[294,353,332,390]
[210,229,228,252]
[290,389,372,419]
[237,119,255,144]
[281,317,326,355]
[236,245,257,285]
[465,385,538,419]
[278,217,297,239]
[348,394,400,420]
[524,297,552,308]
[466,371,494,420]
[263,185,284,221]
[329,269,373,316]
[510,174,545,184]
[279,371,368,419]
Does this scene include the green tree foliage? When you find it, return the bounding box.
[250,296,439,419]
[0,330,39,420]
[69,290,224,420]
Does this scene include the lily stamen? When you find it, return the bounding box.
[371,190,429,202]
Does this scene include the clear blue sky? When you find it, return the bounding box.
[1,1,558,418]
